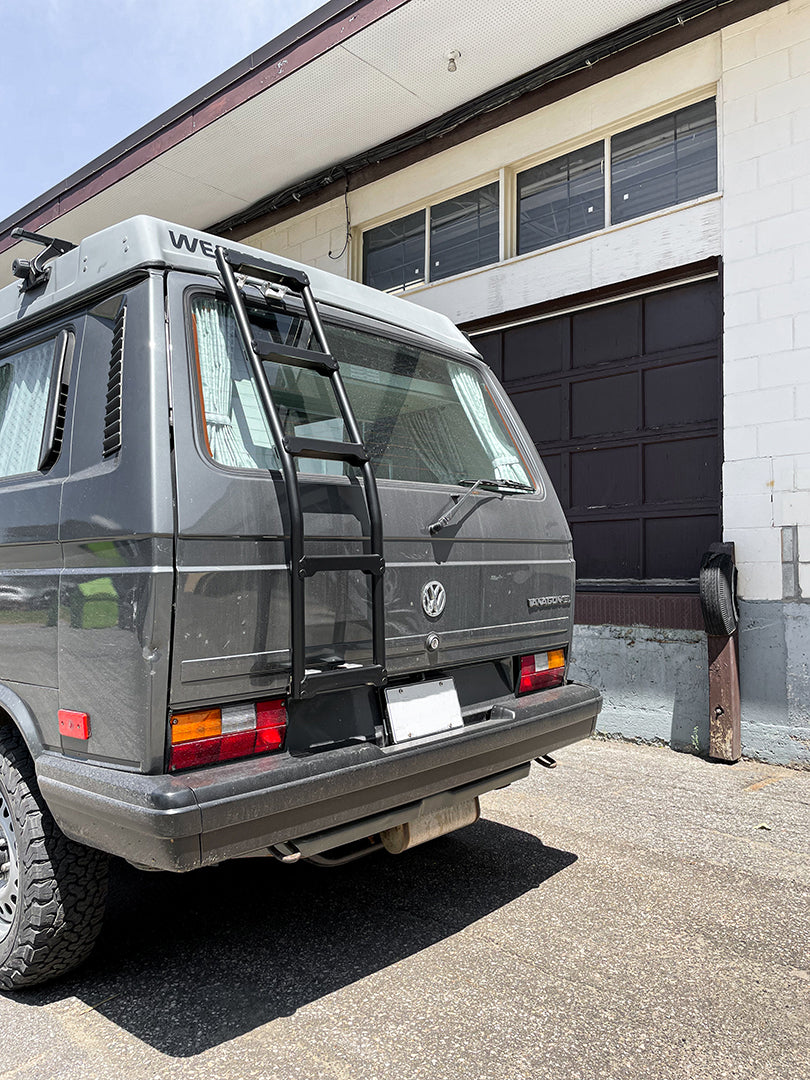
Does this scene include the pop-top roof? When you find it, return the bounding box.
[0,215,472,353]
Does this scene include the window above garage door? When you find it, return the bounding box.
[472,276,722,587]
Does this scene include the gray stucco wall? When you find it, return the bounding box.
[570,600,810,768]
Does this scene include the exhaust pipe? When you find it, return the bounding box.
[379,798,480,854]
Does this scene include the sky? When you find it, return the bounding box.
[0,0,326,222]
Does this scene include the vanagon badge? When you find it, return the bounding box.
[422,581,446,618]
[528,594,571,610]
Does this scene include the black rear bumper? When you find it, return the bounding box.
[36,681,601,871]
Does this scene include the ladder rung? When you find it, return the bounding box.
[299,664,386,697]
[299,554,384,577]
[257,341,338,374]
[284,436,369,465]
[221,250,309,291]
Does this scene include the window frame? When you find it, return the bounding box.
[357,91,718,287]
[0,326,76,482]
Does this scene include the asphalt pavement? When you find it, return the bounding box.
[1,737,808,1080]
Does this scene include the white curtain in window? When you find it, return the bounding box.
[0,341,54,478]
[450,368,525,483]
[193,299,259,469]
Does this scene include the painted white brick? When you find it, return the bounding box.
[724,93,757,133]
[722,157,759,197]
[759,279,810,320]
[723,223,757,262]
[773,490,810,525]
[757,73,810,121]
[723,493,773,529]
[752,19,797,59]
[759,418,810,456]
[796,453,810,489]
[724,317,793,360]
[723,356,759,393]
[722,182,793,230]
[724,525,781,563]
[282,242,302,262]
[796,312,810,347]
[793,172,810,209]
[723,289,761,328]
[794,242,810,281]
[758,140,810,186]
[724,251,794,294]
[723,52,790,100]
[725,116,792,167]
[723,425,758,461]
[772,454,796,492]
[723,457,773,495]
[299,235,330,264]
[758,348,810,388]
[792,107,810,143]
[795,382,810,419]
[721,28,758,70]
[725,387,794,427]
[316,207,344,235]
[736,559,783,600]
[799,561,810,598]
[286,215,318,246]
[789,37,810,76]
[757,209,810,254]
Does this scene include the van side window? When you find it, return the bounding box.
[0,336,65,479]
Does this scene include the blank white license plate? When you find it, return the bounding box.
[384,678,464,743]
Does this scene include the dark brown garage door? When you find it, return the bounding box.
[473,277,721,582]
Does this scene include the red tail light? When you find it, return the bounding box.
[170,698,287,771]
[518,650,565,694]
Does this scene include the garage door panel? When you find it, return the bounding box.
[503,316,568,381]
[571,372,637,437]
[572,298,640,367]
[644,437,719,504]
[572,519,640,578]
[645,515,719,579]
[644,357,718,428]
[512,385,562,441]
[570,446,639,509]
[644,279,720,352]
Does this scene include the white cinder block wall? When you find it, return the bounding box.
[247,1,810,764]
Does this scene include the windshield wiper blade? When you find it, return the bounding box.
[458,477,535,493]
[428,477,534,534]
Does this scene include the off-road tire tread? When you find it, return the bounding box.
[0,725,108,990]
[699,551,739,638]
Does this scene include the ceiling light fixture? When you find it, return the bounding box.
[446,50,461,73]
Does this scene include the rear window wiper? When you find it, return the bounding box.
[429,476,535,534]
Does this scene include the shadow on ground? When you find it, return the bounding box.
[10,818,576,1056]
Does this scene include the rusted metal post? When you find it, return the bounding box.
[707,631,741,762]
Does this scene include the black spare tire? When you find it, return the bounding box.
[699,548,739,637]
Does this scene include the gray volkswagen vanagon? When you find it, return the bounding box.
[0,216,601,987]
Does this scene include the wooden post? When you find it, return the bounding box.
[707,631,741,762]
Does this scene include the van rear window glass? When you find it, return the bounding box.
[0,339,58,478]
[189,295,532,487]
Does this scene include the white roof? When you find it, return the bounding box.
[0,216,474,353]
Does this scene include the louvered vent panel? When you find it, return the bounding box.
[103,303,126,457]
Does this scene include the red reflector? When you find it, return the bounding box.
[256,699,287,752]
[170,737,221,770]
[58,710,90,740]
[218,730,257,761]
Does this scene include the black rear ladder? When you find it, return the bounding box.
[215,247,386,700]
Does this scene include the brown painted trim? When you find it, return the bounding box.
[0,0,411,255]
[460,258,722,336]
[219,0,786,239]
[575,592,705,630]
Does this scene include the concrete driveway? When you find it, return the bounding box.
[1,738,808,1080]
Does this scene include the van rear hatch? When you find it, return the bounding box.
[167,275,574,737]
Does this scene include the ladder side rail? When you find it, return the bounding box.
[301,286,387,671]
[215,246,307,697]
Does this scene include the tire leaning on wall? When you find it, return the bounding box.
[699,546,739,638]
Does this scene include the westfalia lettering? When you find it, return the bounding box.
[168,231,217,258]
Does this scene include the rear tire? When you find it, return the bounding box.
[0,725,108,990]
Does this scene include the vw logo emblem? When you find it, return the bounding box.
[422,580,446,618]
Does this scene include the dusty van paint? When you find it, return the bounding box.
[0,217,600,989]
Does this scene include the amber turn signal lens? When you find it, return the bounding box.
[171,708,222,744]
